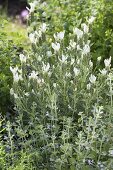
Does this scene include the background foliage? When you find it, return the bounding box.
[0,16,28,113]
[28,0,113,62]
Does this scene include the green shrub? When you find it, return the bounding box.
[1,0,113,169]
[9,19,113,169]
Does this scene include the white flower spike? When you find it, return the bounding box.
[73,67,80,76]
[19,54,27,63]
[82,23,89,33]
[73,28,83,40]
[54,31,65,41]
[89,74,96,84]
[100,69,107,75]
[29,71,38,80]
[29,33,36,43]
[41,23,47,33]
[83,44,90,55]
[52,42,60,52]
[28,1,38,13]
[88,16,95,24]
[104,56,111,68]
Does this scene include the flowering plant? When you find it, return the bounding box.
[1,0,113,169]
[9,19,113,169]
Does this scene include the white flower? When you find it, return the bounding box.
[14,93,19,99]
[104,56,111,68]
[69,40,76,49]
[18,68,22,74]
[70,80,74,84]
[42,63,50,73]
[58,31,65,40]
[38,30,42,38]
[41,2,47,7]
[29,33,36,43]
[65,72,71,77]
[37,78,41,84]
[100,69,107,75]
[87,83,91,90]
[62,54,67,63]
[97,56,101,61]
[10,66,18,75]
[83,44,90,55]
[25,92,29,97]
[59,54,67,63]
[28,1,38,13]
[82,23,89,33]
[54,31,65,41]
[10,88,14,95]
[92,105,103,115]
[46,51,52,57]
[66,46,71,50]
[35,30,42,38]
[73,28,83,40]
[107,73,113,81]
[37,55,42,61]
[29,71,38,80]
[52,42,60,52]
[11,72,22,82]
[10,66,23,82]
[71,58,75,65]
[14,73,23,82]
[32,89,35,93]
[40,23,47,32]
[42,12,46,17]
[109,150,113,156]
[73,67,80,76]
[89,74,96,84]
[89,60,93,67]
[19,54,27,63]
[53,83,56,88]
[77,45,81,51]
[36,78,44,85]
[88,16,95,24]
[77,59,80,65]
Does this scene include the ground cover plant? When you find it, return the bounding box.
[1,0,113,169]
